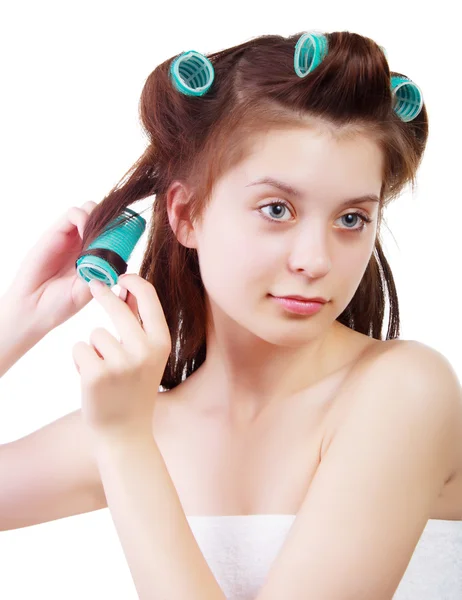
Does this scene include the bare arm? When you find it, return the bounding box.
[0,293,45,378]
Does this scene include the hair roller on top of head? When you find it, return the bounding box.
[75,208,146,288]
[293,30,329,77]
[292,31,423,123]
[170,50,215,96]
[169,33,423,122]
[390,75,424,123]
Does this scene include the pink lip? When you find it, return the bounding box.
[270,296,326,315]
[280,296,327,303]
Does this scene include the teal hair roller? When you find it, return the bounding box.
[293,32,423,122]
[75,207,146,288]
[294,31,329,77]
[170,50,215,96]
[390,75,424,123]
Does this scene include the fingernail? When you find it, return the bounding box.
[118,287,128,302]
[89,279,104,293]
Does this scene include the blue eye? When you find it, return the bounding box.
[258,201,373,233]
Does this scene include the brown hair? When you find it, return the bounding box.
[78,30,428,391]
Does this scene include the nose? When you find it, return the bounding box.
[287,225,332,278]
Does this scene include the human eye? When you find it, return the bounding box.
[258,200,293,223]
[258,200,373,233]
[337,211,373,233]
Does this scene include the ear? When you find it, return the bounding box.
[166,181,198,249]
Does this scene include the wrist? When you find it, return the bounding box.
[0,295,46,377]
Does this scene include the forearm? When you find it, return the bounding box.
[0,295,44,378]
[93,432,226,600]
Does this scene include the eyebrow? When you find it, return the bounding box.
[245,176,380,208]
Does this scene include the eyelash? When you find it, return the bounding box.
[258,200,373,233]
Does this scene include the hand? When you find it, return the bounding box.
[71,273,172,438]
[5,201,99,336]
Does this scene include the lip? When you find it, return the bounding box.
[270,295,327,315]
[272,295,328,303]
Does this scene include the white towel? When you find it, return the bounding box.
[185,514,462,600]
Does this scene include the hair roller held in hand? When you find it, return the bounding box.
[75,208,146,288]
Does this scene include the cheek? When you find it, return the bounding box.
[336,247,373,293]
[197,227,250,293]
[198,223,272,304]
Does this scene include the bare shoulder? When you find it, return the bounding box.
[323,338,462,478]
[387,339,461,391]
[379,340,462,424]
[346,338,460,410]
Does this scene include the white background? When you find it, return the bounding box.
[0,0,460,598]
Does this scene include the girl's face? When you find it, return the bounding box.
[180,126,383,346]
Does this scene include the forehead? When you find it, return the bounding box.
[233,127,383,194]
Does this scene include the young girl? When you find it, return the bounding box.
[1,30,461,600]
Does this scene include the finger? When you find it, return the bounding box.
[52,205,91,238]
[123,288,142,322]
[72,341,102,379]
[80,201,98,215]
[89,327,126,365]
[118,286,128,303]
[75,202,98,238]
[118,286,144,331]
[89,279,147,351]
[117,274,171,349]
